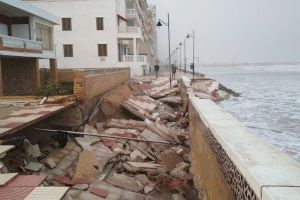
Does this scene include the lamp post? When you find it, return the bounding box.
[157,13,171,87]
[179,42,184,71]
[184,38,187,72]
[187,29,195,76]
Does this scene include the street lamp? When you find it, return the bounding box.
[157,13,171,86]
[186,29,195,76]
[179,42,184,71]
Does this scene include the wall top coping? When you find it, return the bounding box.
[190,98,300,199]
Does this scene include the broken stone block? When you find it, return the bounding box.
[160,149,183,170]
[84,124,98,134]
[130,150,147,162]
[175,162,190,171]
[73,150,98,180]
[72,184,89,191]
[144,181,155,194]
[90,187,108,198]
[24,162,44,172]
[106,173,144,192]
[134,174,149,186]
[170,168,192,180]
[44,157,56,169]
[172,194,186,200]
[182,153,191,163]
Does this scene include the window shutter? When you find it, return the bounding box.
[96,17,104,30]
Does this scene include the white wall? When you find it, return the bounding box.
[0,23,8,35]
[11,24,30,39]
[28,0,121,69]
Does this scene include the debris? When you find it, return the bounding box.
[24,162,44,172]
[39,97,47,105]
[126,162,161,169]
[37,128,175,145]
[90,187,108,198]
[105,119,146,132]
[144,181,155,194]
[134,174,149,186]
[130,149,147,161]
[160,96,182,106]
[160,149,183,170]
[122,95,159,120]
[0,173,18,185]
[72,184,89,191]
[73,150,98,180]
[106,173,144,192]
[53,175,92,186]
[44,157,57,169]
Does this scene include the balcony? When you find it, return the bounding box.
[122,55,147,64]
[125,9,136,18]
[0,35,42,54]
[118,26,142,39]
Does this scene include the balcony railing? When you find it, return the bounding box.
[125,9,136,17]
[137,55,147,63]
[122,55,147,63]
[0,34,42,53]
[118,26,140,34]
[123,55,134,62]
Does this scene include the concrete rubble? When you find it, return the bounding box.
[0,76,234,200]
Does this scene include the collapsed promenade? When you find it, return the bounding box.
[0,69,299,200]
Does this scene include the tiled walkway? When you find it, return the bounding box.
[0,103,74,137]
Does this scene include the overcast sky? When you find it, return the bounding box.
[148,0,300,64]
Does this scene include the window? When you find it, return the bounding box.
[63,44,73,57]
[96,17,104,30]
[98,44,107,56]
[36,23,52,50]
[62,18,72,31]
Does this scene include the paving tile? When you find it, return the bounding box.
[0,186,35,200]
[0,173,18,186]
[0,145,15,154]
[5,175,46,187]
[90,187,108,198]
[24,187,69,200]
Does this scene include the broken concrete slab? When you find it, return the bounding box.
[106,173,143,192]
[134,174,149,186]
[130,149,147,162]
[72,184,89,191]
[73,150,98,180]
[90,187,108,198]
[160,96,182,106]
[160,149,183,170]
[126,162,161,169]
[144,181,155,194]
[44,157,57,169]
[75,136,100,151]
[24,162,44,172]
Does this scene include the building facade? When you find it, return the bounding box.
[25,0,157,76]
[0,0,59,96]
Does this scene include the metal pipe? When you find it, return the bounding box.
[35,128,176,145]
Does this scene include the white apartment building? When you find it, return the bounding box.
[25,0,157,76]
[0,0,59,96]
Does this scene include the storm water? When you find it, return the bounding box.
[197,65,300,162]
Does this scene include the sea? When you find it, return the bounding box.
[197,65,300,163]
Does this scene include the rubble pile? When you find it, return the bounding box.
[191,78,240,102]
[0,77,200,200]
[43,77,197,199]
